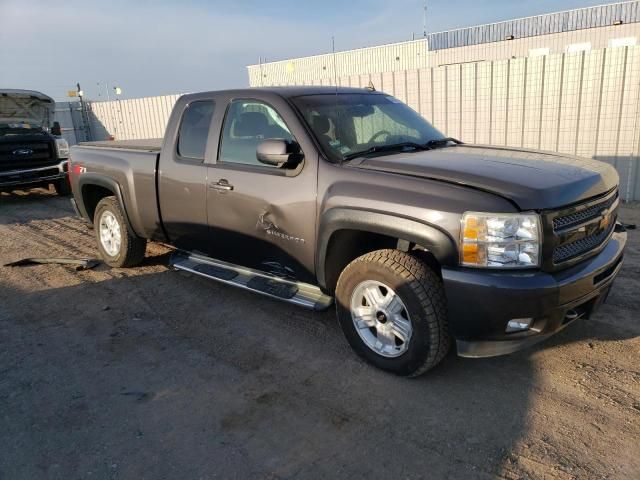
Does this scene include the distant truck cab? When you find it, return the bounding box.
[0,89,71,195]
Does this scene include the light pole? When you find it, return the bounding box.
[114,87,125,140]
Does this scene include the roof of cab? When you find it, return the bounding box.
[180,86,383,101]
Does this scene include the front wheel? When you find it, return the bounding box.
[335,249,450,377]
[94,196,146,267]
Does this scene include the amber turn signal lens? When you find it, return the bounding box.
[462,243,478,263]
[463,216,479,240]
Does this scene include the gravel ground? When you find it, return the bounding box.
[0,188,638,480]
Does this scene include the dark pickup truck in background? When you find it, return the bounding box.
[0,89,70,195]
[69,87,627,376]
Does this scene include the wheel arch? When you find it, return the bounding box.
[77,174,135,234]
[317,208,458,293]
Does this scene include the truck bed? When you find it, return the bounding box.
[71,140,161,240]
[79,139,162,151]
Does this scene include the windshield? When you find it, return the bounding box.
[0,122,46,137]
[292,93,445,162]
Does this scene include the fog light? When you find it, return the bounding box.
[506,318,533,333]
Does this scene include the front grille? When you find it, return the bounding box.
[0,141,56,172]
[553,192,618,231]
[546,189,619,268]
[553,221,615,263]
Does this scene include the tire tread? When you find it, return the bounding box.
[336,249,449,376]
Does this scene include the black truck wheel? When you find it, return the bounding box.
[53,178,71,196]
[93,196,146,267]
[335,249,450,377]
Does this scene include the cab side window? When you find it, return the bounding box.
[177,101,215,160]
[219,99,293,167]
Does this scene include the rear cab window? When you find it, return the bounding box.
[177,101,215,160]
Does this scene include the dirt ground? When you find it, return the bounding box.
[0,188,638,480]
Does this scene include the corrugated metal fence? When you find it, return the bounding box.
[86,93,181,141]
[54,101,91,145]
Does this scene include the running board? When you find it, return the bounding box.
[170,252,334,311]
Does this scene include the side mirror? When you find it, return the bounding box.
[256,139,303,168]
[51,121,62,136]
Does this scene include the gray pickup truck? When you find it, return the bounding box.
[69,87,627,376]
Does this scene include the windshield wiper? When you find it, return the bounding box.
[425,137,462,149]
[342,142,427,162]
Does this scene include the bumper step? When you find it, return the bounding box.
[170,251,333,311]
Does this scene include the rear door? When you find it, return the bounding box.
[205,96,318,283]
[158,98,215,252]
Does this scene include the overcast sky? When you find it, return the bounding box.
[0,0,617,101]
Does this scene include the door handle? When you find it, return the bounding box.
[210,179,234,191]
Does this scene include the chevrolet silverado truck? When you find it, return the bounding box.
[0,89,71,195]
[69,87,627,376]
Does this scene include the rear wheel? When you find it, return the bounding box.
[335,249,449,377]
[94,196,146,267]
[52,178,71,196]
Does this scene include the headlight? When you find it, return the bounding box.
[460,212,541,268]
[55,138,70,159]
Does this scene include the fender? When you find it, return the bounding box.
[316,208,459,289]
[76,173,136,236]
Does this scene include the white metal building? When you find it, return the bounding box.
[247,1,640,86]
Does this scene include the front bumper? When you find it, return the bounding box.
[442,227,627,358]
[0,160,68,189]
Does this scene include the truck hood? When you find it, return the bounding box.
[349,145,619,210]
[0,89,54,127]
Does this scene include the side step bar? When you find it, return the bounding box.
[170,252,334,311]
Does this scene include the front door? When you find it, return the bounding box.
[205,98,317,283]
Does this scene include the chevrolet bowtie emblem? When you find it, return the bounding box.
[599,208,612,230]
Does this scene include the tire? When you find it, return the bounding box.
[53,177,71,196]
[93,196,146,267]
[335,249,450,377]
